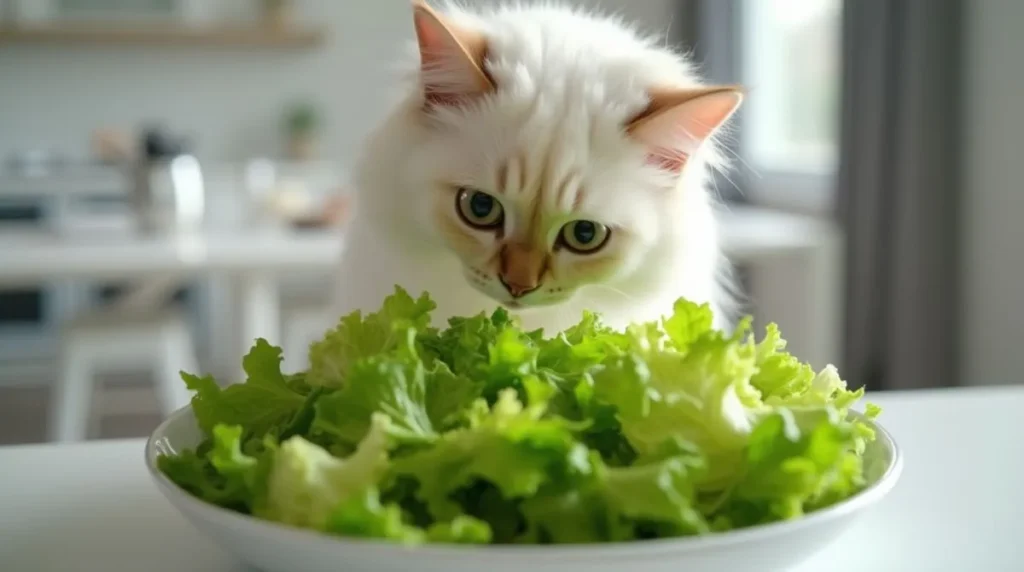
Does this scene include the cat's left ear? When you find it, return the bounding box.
[627,85,744,173]
[412,0,495,108]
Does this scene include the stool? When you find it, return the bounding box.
[48,309,199,443]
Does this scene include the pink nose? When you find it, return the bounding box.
[499,275,538,298]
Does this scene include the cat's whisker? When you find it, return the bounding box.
[719,144,759,179]
[714,167,743,197]
[586,284,638,304]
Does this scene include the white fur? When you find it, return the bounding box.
[331,2,738,333]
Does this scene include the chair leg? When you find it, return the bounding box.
[283,311,330,372]
[156,328,197,415]
[86,383,103,440]
[282,319,307,372]
[48,344,95,443]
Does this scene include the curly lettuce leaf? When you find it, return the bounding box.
[157,448,252,512]
[521,451,708,543]
[427,309,552,406]
[713,407,867,528]
[184,339,306,435]
[391,390,591,521]
[313,328,481,447]
[751,324,864,411]
[662,298,716,352]
[425,516,494,544]
[591,322,764,487]
[749,323,815,400]
[571,375,637,466]
[325,487,425,544]
[590,300,871,493]
[424,360,484,431]
[427,308,515,376]
[157,423,274,513]
[258,414,392,529]
[307,286,436,388]
[209,425,264,499]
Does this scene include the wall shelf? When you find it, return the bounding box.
[0,23,325,49]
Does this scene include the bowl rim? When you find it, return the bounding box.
[145,405,903,559]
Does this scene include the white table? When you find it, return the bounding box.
[0,206,842,379]
[0,227,344,380]
[0,386,1017,571]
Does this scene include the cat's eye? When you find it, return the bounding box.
[559,220,610,254]
[456,188,504,230]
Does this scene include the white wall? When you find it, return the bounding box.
[0,0,675,166]
[0,0,414,164]
[962,0,1024,386]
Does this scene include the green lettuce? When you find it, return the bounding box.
[391,390,591,522]
[307,287,436,388]
[259,413,392,529]
[184,339,307,436]
[158,288,880,545]
[312,327,481,448]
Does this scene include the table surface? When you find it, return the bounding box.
[0,386,1018,572]
[0,227,345,285]
[0,206,835,284]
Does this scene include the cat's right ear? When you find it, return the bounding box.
[412,0,494,109]
[627,85,744,174]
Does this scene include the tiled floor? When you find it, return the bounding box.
[0,374,162,446]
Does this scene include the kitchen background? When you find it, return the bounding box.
[0,0,1019,445]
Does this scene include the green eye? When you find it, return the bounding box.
[560,220,610,253]
[456,188,504,229]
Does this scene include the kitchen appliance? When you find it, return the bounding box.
[131,128,205,235]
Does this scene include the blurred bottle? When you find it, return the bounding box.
[131,127,205,235]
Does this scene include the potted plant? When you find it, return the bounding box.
[284,102,319,161]
[260,0,293,30]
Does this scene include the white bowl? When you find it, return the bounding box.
[146,407,902,572]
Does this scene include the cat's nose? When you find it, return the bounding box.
[498,242,545,298]
[499,275,539,298]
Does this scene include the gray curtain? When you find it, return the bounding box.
[837,0,964,390]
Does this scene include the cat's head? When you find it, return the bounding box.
[371,2,743,309]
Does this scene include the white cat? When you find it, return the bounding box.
[331,0,743,334]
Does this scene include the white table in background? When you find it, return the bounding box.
[0,227,343,380]
[0,386,1018,572]
[0,206,842,379]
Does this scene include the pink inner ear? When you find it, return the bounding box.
[412,1,494,109]
[645,148,690,173]
[630,88,743,174]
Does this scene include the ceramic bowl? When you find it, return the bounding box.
[146,407,902,572]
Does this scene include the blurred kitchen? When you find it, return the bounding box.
[0,0,1018,445]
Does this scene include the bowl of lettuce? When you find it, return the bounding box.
[146,287,901,572]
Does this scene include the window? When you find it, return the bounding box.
[737,0,843,211]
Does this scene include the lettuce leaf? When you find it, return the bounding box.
[157,423,274,513]
[521,451,708,543]
[590,322,764,487]
[325,487,425,544]
[391,390,591,521]
[258,413,393,529]
[307,286,436,388]
[712,407,867,528]
[185,339,306,436]
[312,327,481,448]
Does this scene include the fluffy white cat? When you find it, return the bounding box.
[332,0,743,333]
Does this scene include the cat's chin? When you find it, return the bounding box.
[498,297,567,310]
